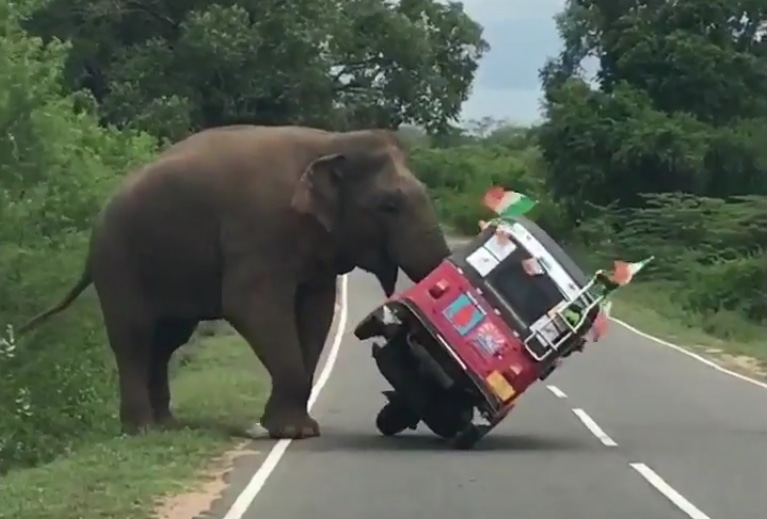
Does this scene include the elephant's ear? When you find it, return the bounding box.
[291,153,345,231]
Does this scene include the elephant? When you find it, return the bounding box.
[18,125,451,440]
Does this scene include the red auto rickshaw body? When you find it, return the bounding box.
[354,216,608,448]
[396,260,542,416]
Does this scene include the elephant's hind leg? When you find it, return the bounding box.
[223,276,318,440]
[103,313,155,435]
[149,319,198,426]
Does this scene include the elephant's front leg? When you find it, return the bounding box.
[223,275,318,439]
[295,277,338,385]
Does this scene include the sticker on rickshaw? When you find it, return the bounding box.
[467,321,505,356]
[442,292,485,336]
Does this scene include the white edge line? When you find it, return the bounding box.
[571,408,617,446]
[630,463,712,519]
[546,385,567,398]
[609,315,767,390]
[222,275,349,519]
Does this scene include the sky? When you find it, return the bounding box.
[456,0,567,125]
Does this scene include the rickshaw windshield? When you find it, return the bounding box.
[485,248,563,326]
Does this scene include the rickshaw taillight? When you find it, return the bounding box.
[428,280,450,298]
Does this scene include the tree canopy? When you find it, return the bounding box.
[23,0,488,140]
[538,0,767,219]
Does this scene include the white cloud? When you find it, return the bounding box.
[459,0,566,22]
[459,86,544,124]
[457,0,566,123]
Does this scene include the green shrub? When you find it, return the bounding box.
[0,6,157,472]
[572,193,766,335]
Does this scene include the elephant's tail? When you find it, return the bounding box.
[16,256,93,336]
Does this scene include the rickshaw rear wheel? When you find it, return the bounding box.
[452,424,482,449]
[423,403,473,439]
[376,400,418,436]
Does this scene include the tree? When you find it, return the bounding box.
[537,0,767,220]
[23,0,488,140]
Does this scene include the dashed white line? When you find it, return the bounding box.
[572,408,617,446]
[221,275,349,519]
[630,463,712,519]
[546,385,567,398]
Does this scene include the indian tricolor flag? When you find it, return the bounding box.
[611,256,654,285]
[483,186,537,218]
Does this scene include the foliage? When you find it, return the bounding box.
[0,1,157,472]
[537,0,767,220]
[22,0,488,140]
[530,0,766,332]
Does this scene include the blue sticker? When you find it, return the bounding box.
[442,293,485,336]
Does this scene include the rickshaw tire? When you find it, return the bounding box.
[452,425,482,450]
[423,405,473,439]
[376,401,417,436]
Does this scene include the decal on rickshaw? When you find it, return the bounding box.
[442,292,485,336]
[483,231,517,261]
[467,320,506,355]
[521,257,543,276]
[465,246,498,276]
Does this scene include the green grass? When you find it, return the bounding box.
[0,331,269,519]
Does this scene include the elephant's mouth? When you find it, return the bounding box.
[333,254,356,275]
[333,248,397,296]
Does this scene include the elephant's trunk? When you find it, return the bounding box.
[373,260,399,297]
[391,221,451,285]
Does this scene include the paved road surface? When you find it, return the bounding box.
[211,269,767,519]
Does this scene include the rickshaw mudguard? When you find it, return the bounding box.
[354,299,442,345]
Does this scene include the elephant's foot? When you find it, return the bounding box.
[120,421,153,436]
[261,411,320,439]
[154,409,180,429]
[119,403,155,435]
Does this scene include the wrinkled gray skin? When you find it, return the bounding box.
[18,125,450,439]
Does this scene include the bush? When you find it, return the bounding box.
[0,6,157,472]
[573,193,766,336]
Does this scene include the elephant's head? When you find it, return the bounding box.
[291,129,451,295]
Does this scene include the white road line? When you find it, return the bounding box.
[603,302,766,390]
[221,275,349,519]
[571,408,617,446]
[630,463,712,519]
[610,316,767,390]
[546,385,567,398]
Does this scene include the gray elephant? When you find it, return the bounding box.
[18,125,451,439]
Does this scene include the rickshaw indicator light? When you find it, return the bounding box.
[428,280,450,298]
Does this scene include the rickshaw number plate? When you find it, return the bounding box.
[486,371,516,401]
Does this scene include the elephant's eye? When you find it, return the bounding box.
[377,192,402,213]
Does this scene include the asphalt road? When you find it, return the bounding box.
[210,268,767,519]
